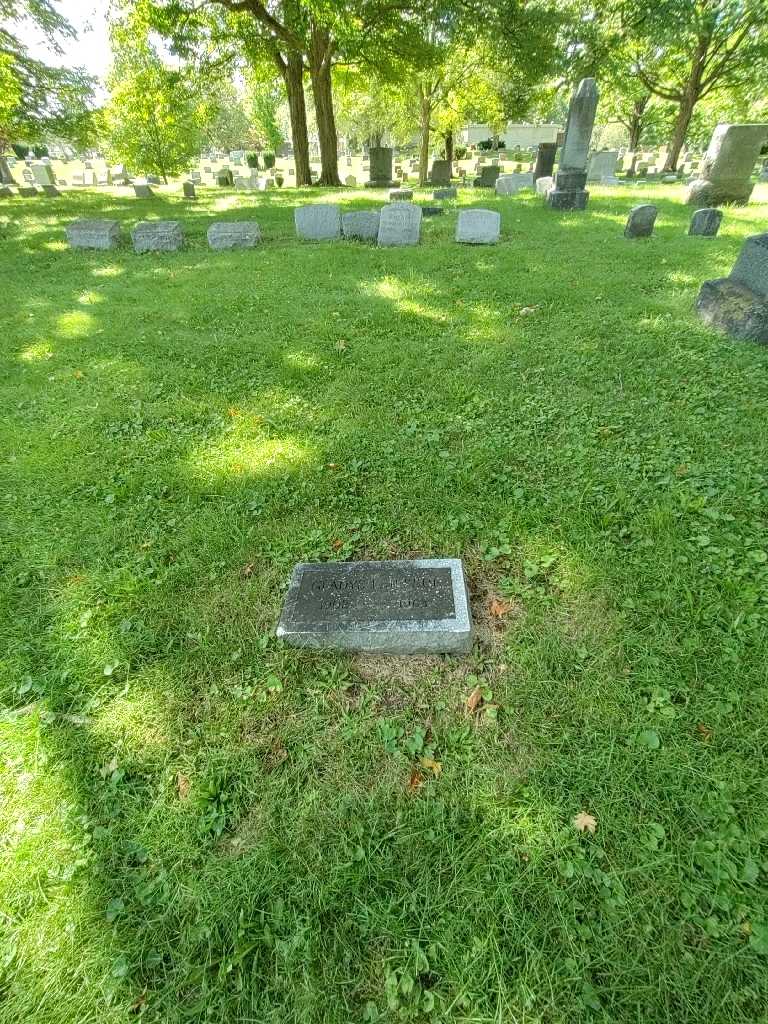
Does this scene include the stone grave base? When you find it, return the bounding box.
[695,278,768,343]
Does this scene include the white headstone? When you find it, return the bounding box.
[456,209,500,244]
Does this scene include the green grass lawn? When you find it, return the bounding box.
[2,181,768,1023]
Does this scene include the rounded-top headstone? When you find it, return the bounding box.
[624,204,657,239]
[688,208,722,237]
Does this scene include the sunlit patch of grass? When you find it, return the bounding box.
[19,342,54,361]
[91,264,125,278]
[55,309,94,338]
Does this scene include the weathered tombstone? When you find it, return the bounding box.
[133,180,154,198]
[341,209,380,241]
[183,180,196,199]
[548,78,598,211]
[41,184,60,197]
[0,185,13,198]
[472,165,501,188]
[429,159,451,186]
[18,186,38,197]
[345,174,357,187]
[686,123,768,206]
[377,202,422,246]
[495,172,534,195]
[420,206,443,217]
[132,220,184,253]
[365,147,397,188]
[191,170,202,183]
[535,175,554,196]
[294,204,342,241]
[533,142,557,181]
[688,208,722,237]
[31,161,55,186]
[624,204,657,238]
[207,221,261,249]
[389,188,413,201]
[217,169,234,186]
[433,186,457,200]
[66,219,121,250]
[456,209,500,244]
[586,150,618,182]
[276,558,473,654]
[696,232,768,343]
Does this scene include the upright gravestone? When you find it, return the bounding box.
[182,180,196,199]
[377,202,422,246]
[456,209,500,245]
[217,169,234,187]
[345,174,357,187]
[535,175,554,196]
[430,159,451,186]
[389,188,413,201]
[686,124,768,206]
[696,232,768,343]
[133,180,153,198]
[495,172,533,195]
[294,204,342,241]
[533,142,557,182]
[586,150,618,182]
[132,221,184,253]
[473,165,501,188]
[66,219,121,250]
[276,559,473,654]
[207,221,261,249]
[624,204,657,238]
[341,209,381,241]
[31,161,55,186]
[547,78,599,211]
[365,147,397,188]
[688,208,722,237]
[433,186,457,200]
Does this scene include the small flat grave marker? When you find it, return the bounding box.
[277,558,472,654]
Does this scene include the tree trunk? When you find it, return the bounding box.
[279,51,312,186]
[444,129,454,163]
[418,87,431,186]
[625,97,648,178]
[309,24,340,186]
[663,34,710,171]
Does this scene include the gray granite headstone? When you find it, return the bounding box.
[688,208,722,237]
[377,202,422,246]
[183,180,196,199]
[341,209,380,240]
[31,161,55,185]
[586,150,618,181]
[456,208,500,244]
[207,221,261,249]
[345,174,357,186]
[535,175,553,195]
[430,159,451,186]
[533,142,557,181]
[133,180,153,198]
[433,187,457,200]
[548,78,598,211]
[66,219,121,250]
[495,172,533,195]
[295,204,342,240]
[217,169,234,186]
[686,123,767,206]
[695,232,768,343]
[366,147,397,188]
[132,220,183,253]
[473,165,501,188]
[389,188,413,201]
[624,204,657,238]
[420,206,443,217]
[276,558,473,654]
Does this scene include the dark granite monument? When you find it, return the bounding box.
[365,147,398,188]
[277,559,472,654]
[533,142,557,182]
[695,232,768,343]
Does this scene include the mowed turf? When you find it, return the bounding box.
[1,181,768,1024]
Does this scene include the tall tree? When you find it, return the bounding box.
[0,0,95,181]
[623,0,768,170]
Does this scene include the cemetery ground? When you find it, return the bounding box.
[2,181,768,1024]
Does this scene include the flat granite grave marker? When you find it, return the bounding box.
[341,209,380,241]
[695,232,768,343]
[132,220,183,253]
[456,208,500,244]
[295,204,342,241]
[688,208,722,237]
[66,219,121,250]
[377,202,422,246]
[277,558,473,654]
[207,221,261,249]
[389,188,413,201]
[624,204,657,238]
[433,187,457,200]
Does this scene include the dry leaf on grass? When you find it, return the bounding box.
[241,562,255,578]
[420,756,442,778]
[488,597,515,618]
[406,768,425,794]
[573,811,597,835]
[696,722,713,741]
[466,685,483,715]
[176,773,191,800]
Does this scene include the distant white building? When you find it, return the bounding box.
[460,123,561,148]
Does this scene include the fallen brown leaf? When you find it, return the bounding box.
[466,685,483,715]
[331,539,344,551]
[176,773,190,800]
[573,811,597,835]
[420,756,442,778]
[696,722,713,742]
[488,597,515,618]
[406,767,425,794]
[241,562,255,577]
